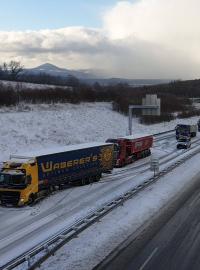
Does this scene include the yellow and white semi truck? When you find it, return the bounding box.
[0,142,114,206]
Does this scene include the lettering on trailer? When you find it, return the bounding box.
[41,155,98,173]
[135,140,150,149]
[135,141,143,148]
[40,147,113,174]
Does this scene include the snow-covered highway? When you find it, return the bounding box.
[1,132,200,269]
[0,132,176,268]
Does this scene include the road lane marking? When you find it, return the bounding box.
[139,247,158,270]
[189,193,200,207]
[0,213,57,250]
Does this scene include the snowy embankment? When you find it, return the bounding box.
[0,102,199,161]
[0,80,71,90]
[39,150,200,270]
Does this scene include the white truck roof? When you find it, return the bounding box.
[119,133,152,140]
[10,142,113,162]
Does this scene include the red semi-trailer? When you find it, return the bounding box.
[106,134,153,167]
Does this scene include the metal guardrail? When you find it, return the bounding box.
[153,129,175,136]
[2,139,200,270]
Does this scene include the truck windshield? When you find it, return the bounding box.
[177,127,188,132]
[178,139,188,142]
[0,173,26,186]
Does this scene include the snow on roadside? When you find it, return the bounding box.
[0,80,71,90]
[0,102,199,162]
[39,152,200,270]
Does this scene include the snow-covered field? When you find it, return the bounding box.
[0,80,71,90]
[0,102,199,162]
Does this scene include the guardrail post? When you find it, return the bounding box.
[25,255,31,268]
[44,244,50,254]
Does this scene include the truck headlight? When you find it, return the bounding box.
[18,198,25,206]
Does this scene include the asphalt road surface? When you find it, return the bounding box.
[102,186,200,270]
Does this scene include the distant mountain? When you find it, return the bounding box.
[25,63,171,86]
[82,78,171,86]
[25,63,99,80]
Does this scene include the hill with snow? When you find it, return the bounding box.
[0,102,198,162]
[0,79,72,90]
[25,63,99,80]
[25,63,170,86]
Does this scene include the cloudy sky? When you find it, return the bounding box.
[0,0,200,79]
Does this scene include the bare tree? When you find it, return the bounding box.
[2,62,8,73]
[0,65,3,79]
[0,61,23,81]
[0,62,9,79]
[8,61,23,80]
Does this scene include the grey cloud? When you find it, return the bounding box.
[0,27,111,54]
[0,25,199,79]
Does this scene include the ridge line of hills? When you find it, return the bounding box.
[24,63,171,86]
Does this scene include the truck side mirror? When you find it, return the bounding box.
[26,175,32,185]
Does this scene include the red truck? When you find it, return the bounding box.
[106,134,153,167]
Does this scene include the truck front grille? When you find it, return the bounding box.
[0,191,20,206]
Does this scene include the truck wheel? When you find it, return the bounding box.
[81,178,86,186]
[49,186,54,193]
[94,175,98,182]
[88,177,93,184]
[95,174,101,182]
[132,155,136,162]
[121,160,125,167]
[145,150,150,157]
[28,194,35,205]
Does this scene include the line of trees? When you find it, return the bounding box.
[19,73,80,87]
[0,79,199,124]
[1,61,200,124]
[0,61,23,81]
